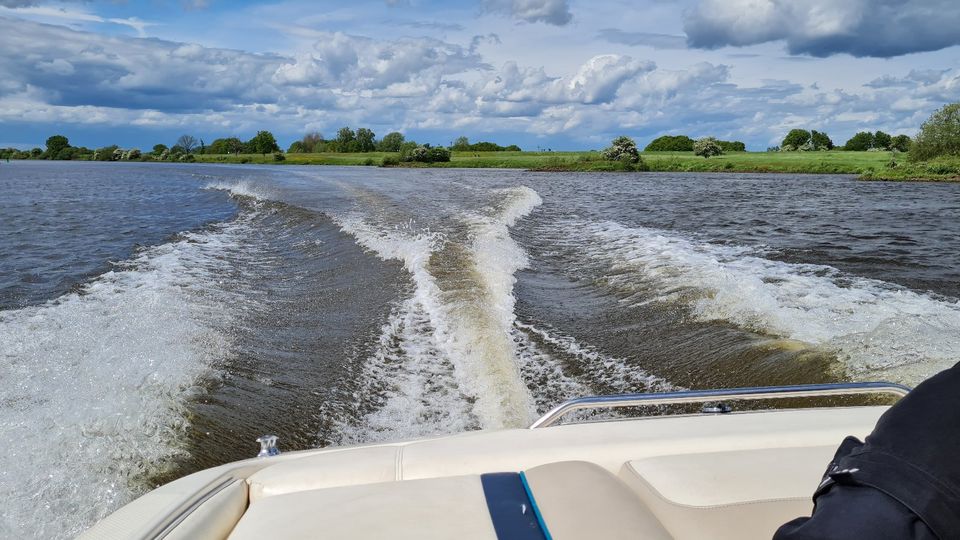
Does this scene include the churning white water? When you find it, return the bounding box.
[573,219,960,385]
[0,218,251,539]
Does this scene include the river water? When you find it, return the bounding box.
[2,161,959,537]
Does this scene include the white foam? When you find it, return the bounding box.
[204,179,275,201]
[333,186,543,430]
[0,221,246,539]
[337,296,478,444]
[515,321,674,396]
[575,220,960,385]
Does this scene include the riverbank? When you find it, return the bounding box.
[192,150,958,180]
[197,149,895,173]
[9,150,957,181]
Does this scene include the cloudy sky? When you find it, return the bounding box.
[2,0,960,151]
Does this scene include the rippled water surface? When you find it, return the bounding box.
[2,161,959,538]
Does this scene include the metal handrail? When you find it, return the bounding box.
[529,381,911,429]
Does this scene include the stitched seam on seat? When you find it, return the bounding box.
[624,463,810,510]
[395,446,404,481]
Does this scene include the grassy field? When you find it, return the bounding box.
[192,150,960,181]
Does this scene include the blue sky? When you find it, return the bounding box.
[2,0,960,151]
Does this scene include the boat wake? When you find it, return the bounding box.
[332,187,543,434]
[0,213,254,539]
[568,219,960,385]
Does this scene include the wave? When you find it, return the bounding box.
[333,186,543,430]
[204,178,277,201]
[572,220,960,385]
[0,217,249,539]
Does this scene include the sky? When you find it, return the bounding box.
[2,0,960,151]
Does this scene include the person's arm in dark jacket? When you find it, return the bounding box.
[775,362,960,540]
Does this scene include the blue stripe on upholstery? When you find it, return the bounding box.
[519,471,553,540]
[481,473,549,540]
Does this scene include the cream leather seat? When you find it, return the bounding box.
[229,475,498,540]
[619,446,835,540]
[524,461,672,540]
[229,461,671,539]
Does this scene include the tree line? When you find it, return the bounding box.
[776,129,911,152]
[6,103,960,165]
[286,128,522,154]
[0,131,282,162]
[644,135,746,152]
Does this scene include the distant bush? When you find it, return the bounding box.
[380,156,400,167]
[910,103,960,161]
[602,136,640,163]
[362,157,375,166]
[180,154,196,163]
[451,136,520,152]
[693,137,724,158]
[428,147,451,162]
[125,148,141,160]
[718,140,746,152]
[404,145,451,163]
[891,134,912,153]
[645,135,694,151]
[273,151,285,162]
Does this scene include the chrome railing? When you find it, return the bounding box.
[529,381,911,429]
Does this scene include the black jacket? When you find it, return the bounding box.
[775,363,960,539]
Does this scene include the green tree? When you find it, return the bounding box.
[873,130,892,150]
[645,135,694,151]
[152,144,168,156]
[335,127,356,152]
[891,134,912,153]
[693,137,724,158]
[45,135,70,159]
[781,129,811,149]
[844,131,875,151]
[910,103,960,161]
[355,128,377,152]
[208,137,244,155]
[452,136,470,150]
[811,130,834,150]
[287,141,305,153]
[378,132,405,152]
[249,131,280,155]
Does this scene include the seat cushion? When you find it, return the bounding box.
[228,475,497,540]
[524,461,672,540]
[166,480,248,540]
[246,446,400,501]
[620,446,836,540]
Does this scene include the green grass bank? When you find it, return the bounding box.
[192,150,959,181]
